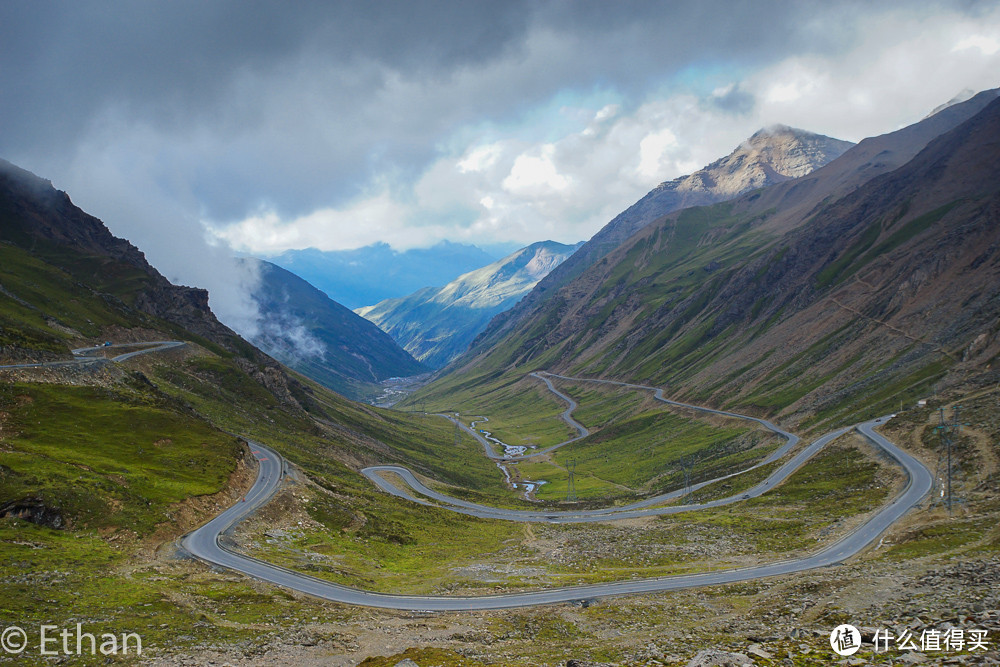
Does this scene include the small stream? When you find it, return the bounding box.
[372,373,434,408]
[469,416,546,500]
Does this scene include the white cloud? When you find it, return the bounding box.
[502,145,571,196]
[637,128,679,179]
[209,192,430,253]
[594,104,619,122]
[256,313,326,361]
[36,2,1000,295]
[458,143,503,173]
[55,110,264,337]
[953,34,1000,56]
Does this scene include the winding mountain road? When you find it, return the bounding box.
[0,340,186,369]
[440,372,800,462]
[2,344,933,609]
[184,372,933,610]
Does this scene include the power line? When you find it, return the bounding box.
[682,456,692,502]
[937,405,964,516]
[566,459,577,502]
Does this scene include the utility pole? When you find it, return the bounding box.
[681,456,692,502]
[950,405,963,515]
[454,419,460,447]
[937,407,953,516]
[566,459,577,502]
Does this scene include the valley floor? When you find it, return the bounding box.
[169,378,999,665]
[3,346,999,666]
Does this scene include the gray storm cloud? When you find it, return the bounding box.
[1,0,998,332]
[55,133,265,337]
[0,0,890,220]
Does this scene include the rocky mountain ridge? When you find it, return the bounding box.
[471,126,855,360]
[423,91,1000,426]
[666,124,854,202]
[0,158,239,346]
[357,240,581,368]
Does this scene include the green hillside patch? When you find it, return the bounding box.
[547,411,764,498]
[0,382,241,534]
[407,372,576,451]
[148,354,515,497]
[881,518,991,560]
[813,217,881,289]
[675,438,897,555]
[515,380,775,501]
[815,200,962,289]
[803,356,952,430]
[0,244,139,348]
[29,242,156,305]
[248,494,522,595]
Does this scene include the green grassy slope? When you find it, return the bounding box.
[0,382,242,535]
[521,379,776,501]
[411,97,1000,433]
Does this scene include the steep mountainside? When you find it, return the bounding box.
[420,94,1000,428]
[502,127,852,320]
[356,241,581,368]
[0,157,498,488]
[0,158,323,409]
[0,159,236,347]
[265,241,499,309]
[473,91,999,362]
[245,258,427,398]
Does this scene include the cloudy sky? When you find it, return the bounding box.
[2,1,999,328]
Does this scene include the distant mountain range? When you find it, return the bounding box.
[356,240,581,368]
[417,89,1000,427]
[262,241,500,309]
[244,258,427,399]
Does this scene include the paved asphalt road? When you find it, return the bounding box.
[0,341,186,369]
[438,372,801,463]
[2,344,933,609]
[184,373,932,610]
